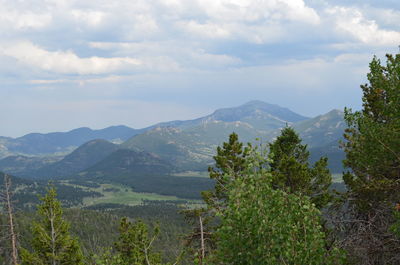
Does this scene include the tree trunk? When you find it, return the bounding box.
[4,174,19,265]
[199,215,205,263]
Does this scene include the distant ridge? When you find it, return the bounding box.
[0,101,347,177]
[1,125,142,156]
[0,101,306,157]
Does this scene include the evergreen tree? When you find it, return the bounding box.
[341,53,400,264]
[20,187,84,265]
[202,132,251,210]
[185,132,252,263]
[268,127,332,209]
[343,54,400,209]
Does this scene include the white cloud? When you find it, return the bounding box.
[70,9,106,27]
[327,6,400,46]
[29,75,124,85]
[0,9,52,30]
[1,41,142,75]
[177,21,231,39]
[174,0,320,43]
[274,0,320,24]
[333,53,373,65]
[195,0,320,24]
[190,50,240,66]
[88,40,238,70]
[362,7,400,29]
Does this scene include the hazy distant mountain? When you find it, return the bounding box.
[0,101,306,158]
[121,100,308,171]
[2,125,141,156]
[0,101,347,179]
[156,100,308,131]
[30,139,120,178]
[122,107,346,173]
[208,100,308,127]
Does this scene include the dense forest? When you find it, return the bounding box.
[1,53,399,264]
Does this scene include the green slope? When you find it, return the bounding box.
[81,149,174,178]
[31,139,119,178]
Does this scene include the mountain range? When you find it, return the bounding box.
[0,101,347,186]
[0,125,143,157]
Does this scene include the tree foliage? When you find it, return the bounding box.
[268,127,332,209]
[114,218,161,265]
[209,150,343,265]
[94,217,163,265]
[20,186,84,265]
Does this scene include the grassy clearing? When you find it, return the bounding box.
[62,181,196,206]
[171,171,209,178]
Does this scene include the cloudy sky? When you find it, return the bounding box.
[1,0,399,137]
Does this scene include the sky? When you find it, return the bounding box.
[1,0,400,137]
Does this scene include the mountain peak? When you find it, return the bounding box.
[208,100,308,126]
[327,109,344,115]
[241,100,279,108]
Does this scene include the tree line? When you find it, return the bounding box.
[1,52,400,264]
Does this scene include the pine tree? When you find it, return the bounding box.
[268,127,332,209]
[343,54,400,209]
[20,186,84,265]
[341,53,400,264]
[202,132,251,210]
[185,132,251,263]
